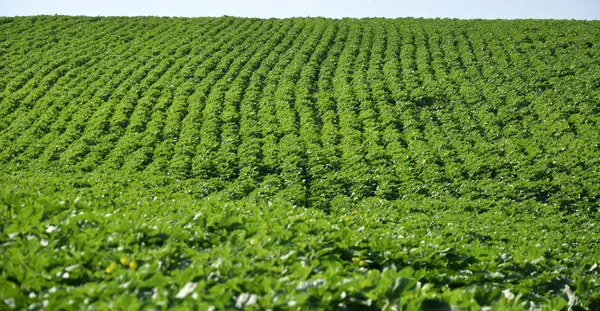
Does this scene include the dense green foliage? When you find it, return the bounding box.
[0,15,599,310]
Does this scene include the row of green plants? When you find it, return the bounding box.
[1,17,598,212]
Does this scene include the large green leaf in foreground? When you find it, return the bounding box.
[0,16,599,309]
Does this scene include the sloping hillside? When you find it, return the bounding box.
[0,16,599,310]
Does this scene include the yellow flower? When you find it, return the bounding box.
[120,257,129,266]
[352,257,367,266]
[129,260,138,270]
[106,262,117,274]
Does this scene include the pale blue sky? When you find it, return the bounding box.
[1,0,599,20]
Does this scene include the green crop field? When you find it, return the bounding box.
[1,15,599,310]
